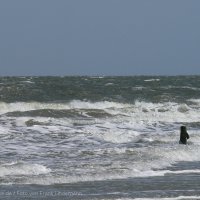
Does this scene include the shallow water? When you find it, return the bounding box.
[1,166,200,200]
[0,76,200,199]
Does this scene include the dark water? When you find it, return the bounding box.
[1,76,200,103]
[0,76,200,200]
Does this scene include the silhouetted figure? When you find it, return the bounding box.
[179,126,189,145]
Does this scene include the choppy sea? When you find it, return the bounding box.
[0,76,200,200]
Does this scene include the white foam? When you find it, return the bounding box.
[0,100,130,115]
[0,126,12,135]
[144,79,160,82]
[3,144,200,185]
[2,100,200,186]
[188,98,200,104]
[129,169,200,178]
[11,144,200,185]
[19,168,200,185]
[94,129,135,144]
[0,102,69,114]
[21,80,35,84]
[126,101,200,124]
[68,100,129,110]
[0,100,200,126]
[0,162,51,177]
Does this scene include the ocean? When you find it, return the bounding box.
[0,76,200,200]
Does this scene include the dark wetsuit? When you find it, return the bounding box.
[179,129,189,144]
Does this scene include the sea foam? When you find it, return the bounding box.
[0,162,51,177]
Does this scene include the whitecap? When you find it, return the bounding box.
[0,162,51,177]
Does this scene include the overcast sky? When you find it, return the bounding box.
[0,0,200,76]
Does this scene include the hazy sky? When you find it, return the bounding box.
[0,0,200,76]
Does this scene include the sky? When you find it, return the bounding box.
[0,0,200,76]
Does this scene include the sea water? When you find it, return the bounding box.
[0,76,200,200]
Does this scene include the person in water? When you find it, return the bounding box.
[179,126,189,144]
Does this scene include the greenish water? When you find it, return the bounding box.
[1,76,200,103]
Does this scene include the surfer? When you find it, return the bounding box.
[179,126,189,145]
